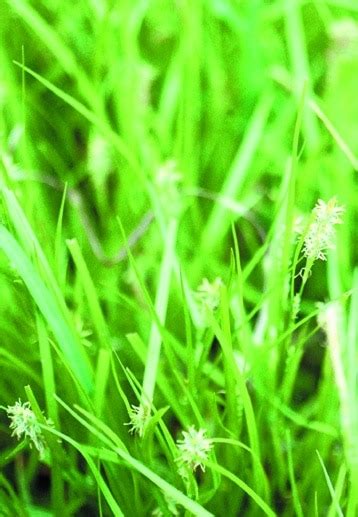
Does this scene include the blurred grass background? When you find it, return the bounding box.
[0,0,358,515]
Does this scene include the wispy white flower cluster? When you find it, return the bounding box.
[156,159,182,186]
[301,197,345,261]
[196,277,223,312]
[5,399,53,458]
[176,426,213,472]
[125,404,149,437]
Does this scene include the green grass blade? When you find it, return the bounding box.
[0,225,93,394]
[207,461,276,517]
[316,450,344,517]
[200,89,274,252]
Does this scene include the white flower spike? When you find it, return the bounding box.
[176,426,213,472]
[302,197,345,261]
[125,404,149,437]
[196,277,223,312]
[5,399,53,458]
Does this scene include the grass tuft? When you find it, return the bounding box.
[0,1,357,515]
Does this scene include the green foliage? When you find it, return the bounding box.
[0,0,357,515]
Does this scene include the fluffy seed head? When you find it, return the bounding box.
[196,277,223,312]
[176,426,213,472]
[125,404,150,437]
[302,197,345,261]
[5,399,52,458]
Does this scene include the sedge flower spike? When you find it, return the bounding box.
[125,404,149,437]
[176,426,213,472]
[302,197,345,261]
[5,399,53,458]
[196,277,223,312]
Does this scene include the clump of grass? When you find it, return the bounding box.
[0,1,357,516]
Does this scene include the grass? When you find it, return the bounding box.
[0,0,358,515]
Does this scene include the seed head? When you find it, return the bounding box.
[125,404,150,437]
[5,399,53,458]
[196,277,223,312]
[302,197,345,261]
[176,426,213,472]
